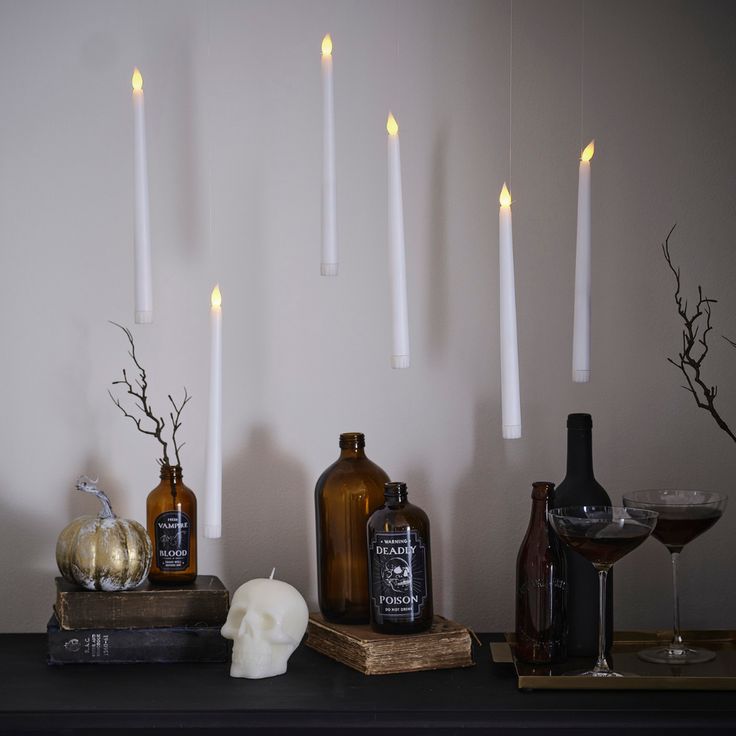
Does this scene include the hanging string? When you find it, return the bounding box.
[579,0,585,152]
[205,0,215,267]
[508,0,513,185]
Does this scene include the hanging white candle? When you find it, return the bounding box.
[386,112,410,369]
[131,68,153,324]
[204,284,222,539]
[572,140,595,383]
[321,34,338,276]
[499,183,521,439]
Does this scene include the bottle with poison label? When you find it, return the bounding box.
[367,482,433,634]
[146,464,197,584]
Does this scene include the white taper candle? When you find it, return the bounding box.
[132,68,153,324]
[321,34,338,276]
[387,113,410,369]
[572,140,595,383]
[204,284,222,538]
[499,183,521,439]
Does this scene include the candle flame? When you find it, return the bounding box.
[581,139,595,162]
[131,67,143,91]
[321,34,333,55]
[499,183,511,207]
[386,112,399,136]
[211,284,222,308]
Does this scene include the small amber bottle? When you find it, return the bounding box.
[146,464,197,584]
[367,482,433,634]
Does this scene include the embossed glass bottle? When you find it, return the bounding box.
[146,464,197,584]
[367,482,433,634]
[315,433,389,623]
[515,481,567,663]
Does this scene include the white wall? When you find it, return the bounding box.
[1,0,735,633]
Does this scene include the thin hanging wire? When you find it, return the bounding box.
[205,0,215,269]
[508,0,513,185]
[579,0,585,153]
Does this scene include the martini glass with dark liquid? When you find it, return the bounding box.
[548,506,658,677]
[623,490,727,664]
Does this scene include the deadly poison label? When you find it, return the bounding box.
[154,511,191,570]
[369,531,428,619]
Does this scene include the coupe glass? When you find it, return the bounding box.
[623,489,727,664]
[548,506,658,677]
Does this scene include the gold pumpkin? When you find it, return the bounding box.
[56,477,152,591]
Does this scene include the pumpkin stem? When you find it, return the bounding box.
[76,476,116,519]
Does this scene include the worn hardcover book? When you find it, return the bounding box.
[54,575,230,630]
[306,613,475,675]
[47,614,230,664]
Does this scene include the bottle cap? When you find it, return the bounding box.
[531,481,555,499]
[339,432,365,448]
[567,413,592,430]
[384,481,408,497]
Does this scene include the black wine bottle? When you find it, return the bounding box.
[552,413,613,657]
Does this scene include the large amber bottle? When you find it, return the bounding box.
[146,464,197,584]
[315,432,389,623]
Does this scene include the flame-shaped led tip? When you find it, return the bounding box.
[211,284,222,308]
[499,183,511,207]
[321,34,333,55]
[131,68,143,91]
[581,139,595,162]
[386,112,399,136]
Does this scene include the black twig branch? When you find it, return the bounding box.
[169,388,191,468]
[108,322,190,466]
[663,225,736,444]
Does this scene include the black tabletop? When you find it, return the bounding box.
[1,633,734,735]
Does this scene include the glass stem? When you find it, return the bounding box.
[593,568,610,674]
[670,551,685,650]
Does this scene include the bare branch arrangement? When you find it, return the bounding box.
[109,322,191,466]
[662,224,736,444]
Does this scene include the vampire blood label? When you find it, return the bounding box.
[154,510,191,570]
[369,530,428,619]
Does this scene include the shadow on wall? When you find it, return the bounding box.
[450,398,517,631]
[221,424,311,598]
[0,485,66,632]
[427,126,449,362]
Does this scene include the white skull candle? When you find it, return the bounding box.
[221,572,309,679]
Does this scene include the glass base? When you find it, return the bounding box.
[638,645,716,665]
[564,668,633,678]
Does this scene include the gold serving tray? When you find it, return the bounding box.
[491,631,736,690]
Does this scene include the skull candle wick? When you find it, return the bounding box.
[221,570,309,679]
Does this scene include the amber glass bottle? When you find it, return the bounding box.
[146,464,197,584]
[315,432,389,623]
[367,482,433,634]
[515,481,567,663]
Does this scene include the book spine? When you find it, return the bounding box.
[55,592,229,630]
[48,626,230,664]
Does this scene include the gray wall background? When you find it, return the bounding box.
[0,0,734,632]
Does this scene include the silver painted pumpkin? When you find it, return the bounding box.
[56,477,152,591]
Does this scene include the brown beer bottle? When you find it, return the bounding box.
[515,481,566,663]
[315,433,389,623]
[146,464,197,584]
[367,482,433,634]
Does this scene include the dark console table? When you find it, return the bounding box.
[1,633,735,735]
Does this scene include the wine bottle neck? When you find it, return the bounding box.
[565,430,595,479]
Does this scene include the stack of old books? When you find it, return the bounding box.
[48,575,230,664]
